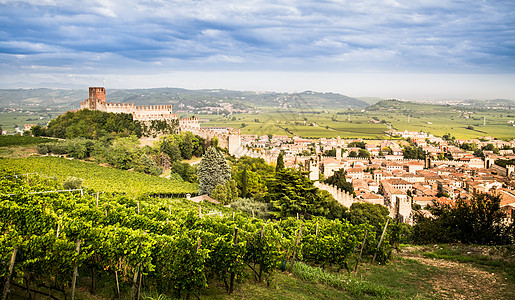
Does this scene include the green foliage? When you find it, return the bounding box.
[403,145,426,159]
[45,109,142,139]
[170,161,197,182]
[160,138,182,162]
[231,156,274,200]
[197,146,231,195]
[348,141,366,149]
[460,142,478,151]
[211,180,239,205]
[413,193,514,245]
[265,168,344,219]
[495,158,515,168]
[349,202,390,236]
[230,198,272,219]
[323,149,336,157]
[62,176,82,189]
[324,169,354,196]
[161,132,206,161]
[275,151,285,172]
[0,170,394,299]
[134,153,163,176]
[0,135,53,147]
[0,156,196,196]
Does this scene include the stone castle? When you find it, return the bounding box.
[79,87,242,156]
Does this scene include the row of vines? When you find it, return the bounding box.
[0,171,392,299]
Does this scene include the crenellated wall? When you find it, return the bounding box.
[314,181,361,208]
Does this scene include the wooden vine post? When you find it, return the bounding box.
[2,246,18,300]
[131,265,140,300]
[372,219,389,264]
[229,227,238,294]
[258,225,265,281]
[354,229,368,272]
[96,191,99,208]
[115,271,120,300]
[289,222,303,273]
[71,239,81,300]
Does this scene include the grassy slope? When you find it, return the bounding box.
[68,244,514,300]
[0,156,197,195]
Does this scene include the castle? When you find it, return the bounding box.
[81,87,183,122]
[79,87,242,156]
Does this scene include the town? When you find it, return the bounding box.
[234,130,515,225]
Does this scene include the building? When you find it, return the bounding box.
[80,87,199,126]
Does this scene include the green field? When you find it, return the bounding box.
[0,109,64,132]
[191,104,515,140]
[0,156,197,195]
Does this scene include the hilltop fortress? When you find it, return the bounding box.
[79,87,242,155]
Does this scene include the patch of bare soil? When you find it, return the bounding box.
[400,246,512,300]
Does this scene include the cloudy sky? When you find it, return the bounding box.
[1,0,514,100]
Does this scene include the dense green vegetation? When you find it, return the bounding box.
[36,132,207,177]
[0,156,197,196]
[0,135,54,147]
[413,193,514,245]
[0,171,392,300]
[43,109,143,138]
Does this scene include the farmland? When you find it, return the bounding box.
[0,156,197,196]
[192,103,515,140]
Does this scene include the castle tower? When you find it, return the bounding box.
[308,159,319,181]
[89,87,106,103]
[336,146,342,160]
[484,156,495,169]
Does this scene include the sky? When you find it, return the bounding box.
[1,0,514,100]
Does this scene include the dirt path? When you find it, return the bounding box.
[399,247,513,299]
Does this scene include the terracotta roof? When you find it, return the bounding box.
[190,194,221,205]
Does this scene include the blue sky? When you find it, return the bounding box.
[1,0,514,100]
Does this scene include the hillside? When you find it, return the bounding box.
[0,87,367,110]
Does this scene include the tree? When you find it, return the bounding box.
[180,133,194,159]
[231,156,274,201]
[31,125,44,137]
[358,149,370,158]
[324,169,354,196]
[275,151,285,172]
[197,146,231,195]
[265,168,343,219]
[161,138,182,162]
[349,202,390,236]
[413,193,513,245]
[211,180,238,205]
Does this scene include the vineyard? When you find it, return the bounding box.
[0,170,393,299]
[0,157,197,196]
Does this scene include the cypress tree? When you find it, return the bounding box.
[197,146,231,195]
[276,151,285,172]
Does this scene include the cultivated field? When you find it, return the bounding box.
[191,106,515,140]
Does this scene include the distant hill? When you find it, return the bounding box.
[365,99,451,113]
[0,88,368,110]
[367,99,515,113]
[0,88,85,109]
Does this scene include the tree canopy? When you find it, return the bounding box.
[265,168,346,219]
[413,193,514,245]
[324,169,354,196]
[197,146,231,195]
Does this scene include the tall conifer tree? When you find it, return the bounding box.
[197,146,231,195]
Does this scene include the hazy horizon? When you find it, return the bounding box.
[1,1,514,101]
